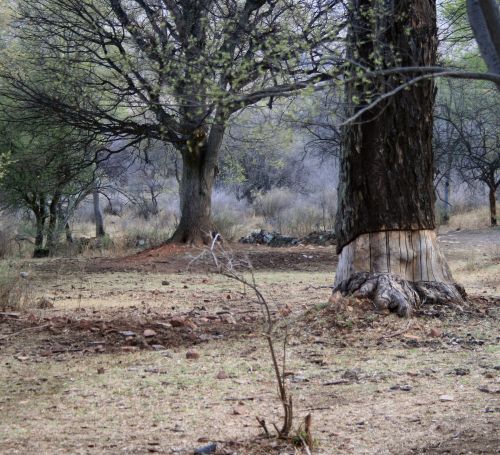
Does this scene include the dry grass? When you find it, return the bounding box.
[0,229,499,454]
[0,262,35,311]
[443,204,499,232]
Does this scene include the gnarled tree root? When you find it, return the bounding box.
[334,272,467,317]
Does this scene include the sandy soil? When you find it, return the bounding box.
[0,228,498,455]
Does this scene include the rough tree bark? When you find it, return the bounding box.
[46,192,61,255]
[32,195,48,258]
[65,222,73,244]
[169,124,225,244]
[334,0,465,315]
[93,184,105,238]
[488,183,497,227]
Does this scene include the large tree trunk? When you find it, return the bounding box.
[93,184,105,238]
[65,222,73,244]
[170,124,225,245]
[46,192,61,255]
[334,0,465,314]
[442,150,453,224]
[33,196,48,258]
[489,183,497,226]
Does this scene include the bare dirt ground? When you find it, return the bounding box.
[0,228,499,455]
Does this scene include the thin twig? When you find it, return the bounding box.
[379,320,413,340]
[299,436,313,455]
[0,323,51,340]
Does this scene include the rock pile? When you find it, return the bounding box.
[239,229,336,247]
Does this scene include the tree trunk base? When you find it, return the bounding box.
[168,227,214,246]
[33,248,50,259]
[334,272,466,317]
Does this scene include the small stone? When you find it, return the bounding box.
[453,368,470,376]
[170,317,184,327]
[216,370,229,379]
[391,384,412,391]
[121,346,139,352]
[186,351,200,360]
[97,367,105,374]
[119,330,136,337]
[151,344,166,351]
[342,369,360,381]
[429,327,443,338]
[143,329,157,337]
[194,443,216,454]
[439,394,454,401]
[37,297,54,309]
[221,314,236,324]
[161,280,170,286]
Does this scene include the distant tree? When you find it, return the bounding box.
[0,120,96,256]
[219,109,308,202]
[334,0,465,315]
[441,84,499,226]
[2,0,343,244]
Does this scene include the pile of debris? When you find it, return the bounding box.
[239,230,300,247]
[301,231,337,246]
[239,230,336,247]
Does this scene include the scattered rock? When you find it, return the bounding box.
[121,346,139,352]
[239,229,336,247]
[390,384,412,391]
[221,314,236,324]
[37,297,54,309]
[342,369,361,381]
[97,367,105,374]
[429,327,443,338]
[239,230,299,247]
[170,317,197,329]
[151,344,166,351]
[186,351,200,360]
[452,368,470,376]
[478,386,500,394]
[439,394,454,402]
[118,330,136,337]
[143,329,157,338]
[0,312,20,319]
[216,370,229,380]
[161,280,170,286]
[194,443,217,454]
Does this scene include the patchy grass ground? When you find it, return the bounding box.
[0,229,499,454]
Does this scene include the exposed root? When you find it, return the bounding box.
[334,272,466,317]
